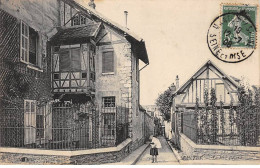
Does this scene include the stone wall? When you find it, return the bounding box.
[179,134,260,160]
[71,140,132,165]
[0,139,132,165]
[0,153,70,165]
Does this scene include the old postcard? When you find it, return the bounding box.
[0,0,259,165]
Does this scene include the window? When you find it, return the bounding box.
[20,21,39,66]
[24,100,36,145]
[82,72,87,79]
[216,83,225,102]
[72,14,86,26]
[102,97,115,107]
[53,73,59,80]
[59,47,81,71]
[103,113,115,136]
[102,51,114,73]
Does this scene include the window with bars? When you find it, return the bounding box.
[102,51,114,73]
[20,21,39,66]
[103,113,115,136]
[102,97,116,107]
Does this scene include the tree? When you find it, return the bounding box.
[155,83,175,121]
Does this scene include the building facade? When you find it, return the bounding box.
[170,60,240,147]
[0,0,149,159]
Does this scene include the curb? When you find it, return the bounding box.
[131,143,150,165]
[166,140,181,163]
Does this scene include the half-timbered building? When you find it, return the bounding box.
[0,0,149,158]
[170,60,240,146]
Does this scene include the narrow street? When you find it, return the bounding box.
[135,136,179,165]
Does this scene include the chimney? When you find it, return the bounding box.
[176,75,179,89]
[88,0,96,9]
[124,11,128,28]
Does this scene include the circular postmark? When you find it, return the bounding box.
[207,7,257,63]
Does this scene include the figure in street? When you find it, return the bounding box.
[149,135,162,163]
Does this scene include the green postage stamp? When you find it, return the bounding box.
[221,5,257,48]
[207,4,258,63]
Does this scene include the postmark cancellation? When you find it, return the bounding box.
[207,4,258,63]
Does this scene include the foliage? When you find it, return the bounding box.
[193,84,259,146]
[210,88,218,144]
[237,85,259,146]
[194,97,202,143]
[229,101,235,136]
[155,83,175,121]
[201,88,210,143]
[219,101,225,136]
[3,61,29,100]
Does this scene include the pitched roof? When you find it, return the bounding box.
[139,105,146,112]
[51,23,102,45]
[62,0,149,64]
[173,60,240,97]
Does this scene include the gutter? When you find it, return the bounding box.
[139,63,149,72]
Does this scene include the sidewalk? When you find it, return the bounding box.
[103,143,150,165]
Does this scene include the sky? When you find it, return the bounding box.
[77,0,260,105]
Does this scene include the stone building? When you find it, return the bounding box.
[0,0,149,164]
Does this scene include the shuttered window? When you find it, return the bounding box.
[20,21,40,67]
[29,27,38,65]
[102,51,114,73]
[59,47,81,71]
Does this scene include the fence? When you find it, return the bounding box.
[0,101,129,150]
[181,107,260,147]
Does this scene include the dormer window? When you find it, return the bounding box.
[72,14,87,26]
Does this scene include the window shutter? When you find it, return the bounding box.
[71,48,81,71]
[59,50,70,71]
[20,21,29,62]
[24,100,36,145]
[102,51,114,73]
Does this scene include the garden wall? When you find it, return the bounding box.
[0,138,132,165]
[180,134,260,160]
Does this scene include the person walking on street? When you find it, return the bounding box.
[149,135,162,163]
